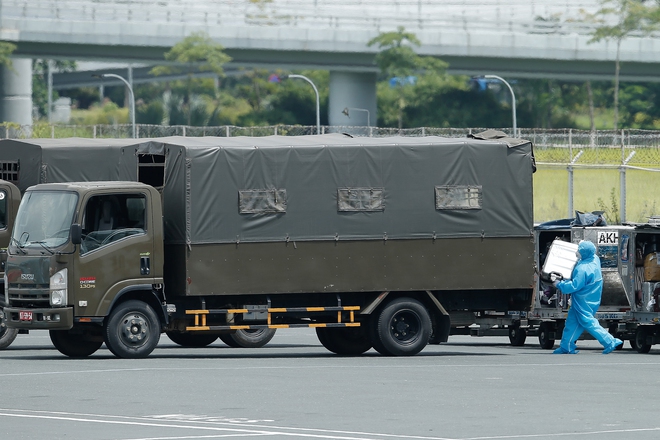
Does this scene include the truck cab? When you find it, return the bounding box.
[3,181,165,357]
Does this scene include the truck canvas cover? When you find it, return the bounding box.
[0,138,139,192]
[131,134,535,245]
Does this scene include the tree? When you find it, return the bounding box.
[0,42,15,68]
[368,27,448,129]
[151,32,231,125]
[32,60,77,119]
[584,0,659,130]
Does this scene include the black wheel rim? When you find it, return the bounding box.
[117,312,151,349]
[388,309,421,346]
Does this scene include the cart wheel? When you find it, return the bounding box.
[634,327,652,354]
[508,325,527,346]
[538,322,555,350]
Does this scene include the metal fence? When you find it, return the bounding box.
[3,123,660,223]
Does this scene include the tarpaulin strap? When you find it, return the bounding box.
[185,158,192,251]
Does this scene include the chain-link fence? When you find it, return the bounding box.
[3,123,660,224]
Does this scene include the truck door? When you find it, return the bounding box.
[74,191,155,316]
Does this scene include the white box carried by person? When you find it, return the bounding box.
[542,240,579,281]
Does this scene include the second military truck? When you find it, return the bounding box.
[3,133,536,358]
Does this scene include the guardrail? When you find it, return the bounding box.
[0,0,610,34]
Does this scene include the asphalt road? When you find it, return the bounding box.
[1,329,659,440]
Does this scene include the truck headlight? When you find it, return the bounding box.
[50,268,67,307]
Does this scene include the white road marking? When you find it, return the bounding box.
[0,361,656,378]
[460,427,660,439]
[123,435,274,439]
[0,409,454,440]
[4,408,659,440]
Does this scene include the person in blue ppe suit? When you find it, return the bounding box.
[552,240,623,354]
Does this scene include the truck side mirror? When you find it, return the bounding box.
[70,224,82,245]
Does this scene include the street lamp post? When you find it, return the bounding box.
[288,74,320,135]
[92,73,136,138]
[342,107,370,127]
[483,74,517,137]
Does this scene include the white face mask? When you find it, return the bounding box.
[575,250,582,260]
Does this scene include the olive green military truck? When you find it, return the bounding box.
[3,133,536,358]
[0,137,274,350]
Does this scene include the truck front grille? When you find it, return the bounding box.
[8,284,50,307]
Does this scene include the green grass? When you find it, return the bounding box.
[534,166,660,223]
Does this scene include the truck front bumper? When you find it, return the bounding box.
[4,306,73,330]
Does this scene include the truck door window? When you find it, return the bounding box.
[81,194,147,254]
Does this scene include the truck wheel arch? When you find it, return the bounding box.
[100,285,167,328]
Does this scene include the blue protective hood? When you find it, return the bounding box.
[578,240,596,260]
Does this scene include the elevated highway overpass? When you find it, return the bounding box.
[2,0,659,125]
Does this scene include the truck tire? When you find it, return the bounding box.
[372,297,431,356]
[634,327,652,354]
[104,300,161,359]
[316,326,372,355]
[166,331,218,348]
[0,308,18,349]
[508,325,527,346]
[219,328,276,348]
[49,330,103,358]
[538,322,555,350]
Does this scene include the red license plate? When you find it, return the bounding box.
[19,311,33,322]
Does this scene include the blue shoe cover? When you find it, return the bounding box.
[553,347,579,354]
[603,338,623,354]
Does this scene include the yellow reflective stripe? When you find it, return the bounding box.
[228,325,251,330]
[186,326,211,331]
[269,308,287,313]
[186,310,209,314]
[306,307,326,312]
[226,309,249,314]
[269,324,290,329]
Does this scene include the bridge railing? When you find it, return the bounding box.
[1,0,612,35]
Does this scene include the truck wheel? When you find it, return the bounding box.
[508,325,527,346]
[634,327,652,354]
[538,322,555,349]
[105,300,161,359]
[372,297,431,356]
[49,330,102,358]
[316,326,372,355]
[166,331,218,348]
[0,308,18,349]
[220,329,276,348]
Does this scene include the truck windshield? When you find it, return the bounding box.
[11,191,78,250]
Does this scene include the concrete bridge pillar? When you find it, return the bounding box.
[0,58,33,126]
[328,71,377,129]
